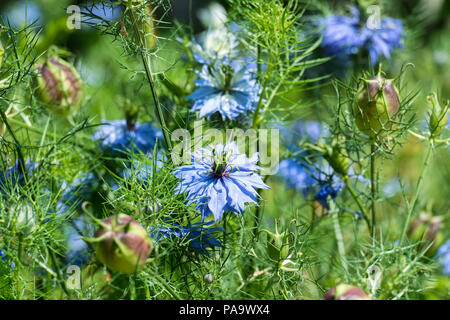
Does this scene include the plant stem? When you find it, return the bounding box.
[330,201,348,278]
[49,248,72,299]
[370,142,377,239]
[399,143,433,244]
[344,178,371,230]
[129,9,172,152]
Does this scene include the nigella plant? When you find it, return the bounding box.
[187,59,261,121]
[151,221,223,256]
[174,142,269,221]
[92,120,163,157]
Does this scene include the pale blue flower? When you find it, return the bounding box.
[192,27,240,64]
[92,120,163,156]
[174,142,269,221]
[187,60,260,120]
[151,221,222,256]
[436,240,450,275]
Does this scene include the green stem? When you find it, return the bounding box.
[330,201,348,278]
[0,107,27,181]
[148,268,182,300]
[129,9,172,152]
[49,249,72,299]
[399,143,433,244]
[344,178,371,230]
[370,142,377,239]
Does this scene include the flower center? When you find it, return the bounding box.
[211,162,228,178]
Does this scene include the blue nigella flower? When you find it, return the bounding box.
[317,6,403,66]
[277,159,344,210]
[92,120,163,156]
[319,6,364,58]
[174,142,270,221]
[187,60,261,120]
[361,17,403,65]
[151,221,222,256]
[436,240,450,275]
[192,26,240,64]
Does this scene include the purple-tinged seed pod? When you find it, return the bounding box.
[34,56,82,116]
[94,214,152,274]
[324,284,371,300]
[354,75,400,138]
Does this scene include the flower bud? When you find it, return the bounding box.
[262,221,290,262]
[323,284,371,300]
[427,93,449,137]
[94,214,152,273]
[407,213,443,256]
[319,136,351,176]
[203,273,215,283]
[8,202,37,234]
[34,55,82,116]
[354,75,400,138]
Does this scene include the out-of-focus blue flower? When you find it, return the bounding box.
[361,17,403,65]
[92,120,163,156]
[317,6,403,66]
[58,173,99,214]
[436,240,450,275]
[0,248,16,269]
[174,142,269,221]
[192,27,240,64]
[81,2,122,25]
[64,216,94,266]
[0,160,39,191]
[151,221,222,256]
[187,60,260,120]
[277,159,344,210]
[121,154,165,182]
[319,6,363,58]
[3,1,42,27]
[278,120,329,152]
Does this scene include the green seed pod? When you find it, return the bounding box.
[407,213,443,256]
[94,214,153,274]
[323,284,371,300]
[34,55,82,116]
[262,221,290,262]
[354,75,400,138]
[428,93,449,137]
